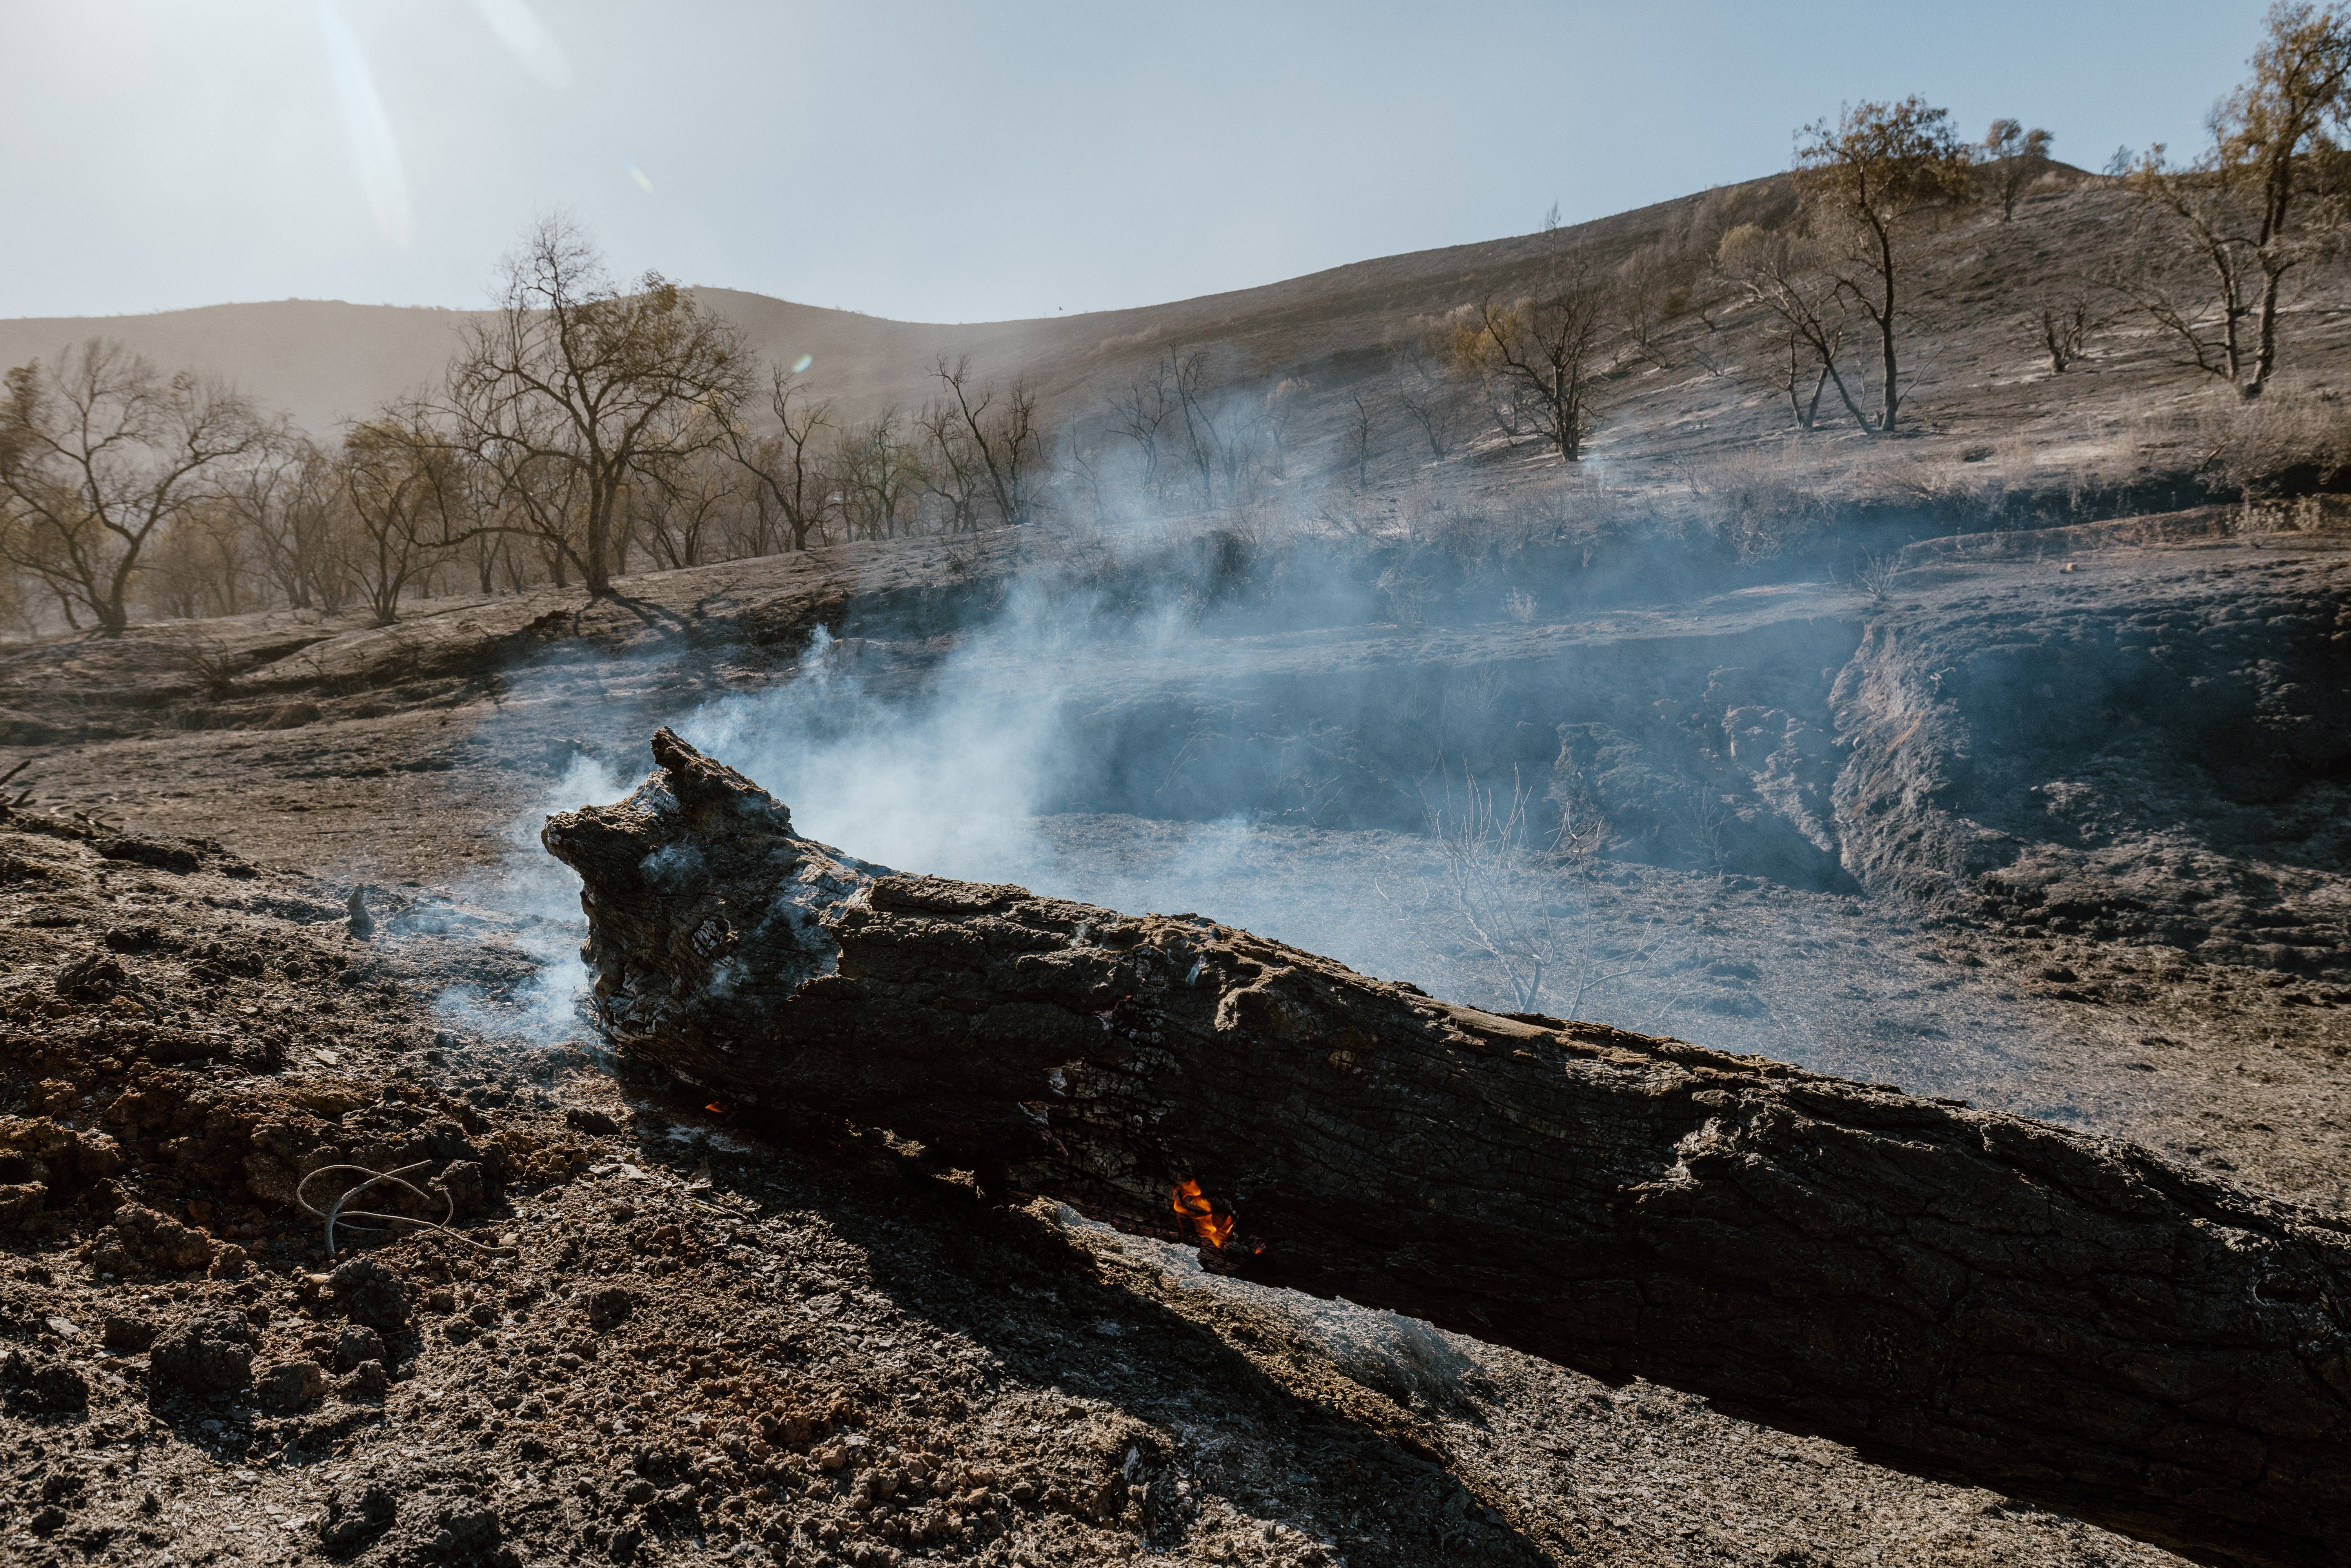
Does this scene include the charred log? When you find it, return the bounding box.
[543,730,2351,1568]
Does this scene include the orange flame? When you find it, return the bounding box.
[705,1100,732,1116]
[1171,1177,1235,1249]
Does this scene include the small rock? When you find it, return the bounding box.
[440,1159,489,1217]
[262,701,322,731]
[209,1241,250,1279]
[102,1313,158,1352]
[329,1254,412,1331]
[565,1107,622,1136]
[149,1311,255,1394]
[318,1479,396,1552]
[95,835,200,875]
[0,1182,44,1229]
[426,1501,501,1559]
[336,1323,386,1371]
[338,1359,390,1401]
[589,1286,635,1332]
[256,1358,328,1410]
[112,1202,217,1271]
[56,952,134,1001]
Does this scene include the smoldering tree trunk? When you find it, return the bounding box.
[543,731,2351,1568]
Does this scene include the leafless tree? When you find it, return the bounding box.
[1345,390,1378,487]
[934,357,1047,526]
[218,436,345,612]
[339,410,474,626]
[1715,223,1874,432]
[1374,763,1645,1015]
[727,363,835,552]
[2120,3,2351,397]
[637,449,738,569]
[1984,119,2055,221]
[1614,242,1691,369]
[1169,352,1252,506]
[1391,338,1461,460]
[1794,97,1977,433]
[917,399,988,534]
[833,408,926,541]
[143,495,255,621]
[443,214,750,594]
[1110,368,1175,504]
[1448,247,1615,461]
[0,339,267,634]
[1258,377,1307,479]
[2031,289,2109,373]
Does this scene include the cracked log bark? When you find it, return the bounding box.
[543,731,2351,1568]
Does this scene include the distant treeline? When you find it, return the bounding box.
[3,2,2346,635]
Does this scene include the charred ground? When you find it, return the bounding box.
[0,499,2344,1568]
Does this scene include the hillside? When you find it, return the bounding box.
[0,180,1753,436]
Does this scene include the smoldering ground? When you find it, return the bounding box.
[431,490,2349,1191]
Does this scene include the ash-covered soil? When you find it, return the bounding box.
[0,514,2345,1565]
[0,820,2189,1568]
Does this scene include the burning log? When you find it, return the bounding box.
[543,730,2350,1568]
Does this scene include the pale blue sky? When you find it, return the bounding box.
[0,0,2274,323]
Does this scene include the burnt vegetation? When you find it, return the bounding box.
[3,8,2351,1568]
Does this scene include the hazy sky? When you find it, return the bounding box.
[2,0,2275,325]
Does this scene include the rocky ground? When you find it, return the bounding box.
[0,510,2345,1566]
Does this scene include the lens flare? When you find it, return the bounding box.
[469,0,573,88]
[316,0,413,247]
[625,159,656,196]
[792,354,814,374]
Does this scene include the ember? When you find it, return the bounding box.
[1171,1177,1235,1249]
[705,1100,732,1115]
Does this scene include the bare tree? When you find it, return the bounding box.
[445,215,750,594]
[338,411,471,626]
[1374,764,1645,1016]
[0,340,266,634]
[2031,289,2108,373]
[1715,223,1874,432]
[219,436,345,612]
[1614,241,1690,368]
[1169,352,1251,506]
[1984,119,2055,221]
[142,494,254,621]
[1391,338,1461,460]
[916,399,987,534]
[2121,3,2351,398]
[727,363,835,552]
[1345,390,1378,487]
[1109,368,1175,504]
[1448,248,1614,461]
[1794,97,1977,433]
[934,357,1046,526]
[833,408,925,541]
[1258,377,1307,479]
[636,449,738,569]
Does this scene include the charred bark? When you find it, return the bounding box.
[543,731,2351,1568]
